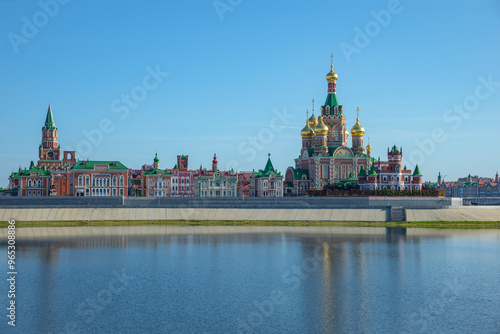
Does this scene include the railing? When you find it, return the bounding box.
[463,197,500,206]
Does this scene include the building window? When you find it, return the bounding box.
[215,179,221,187]
[78,175,83,186]
[86,175,90,186]
[119,175,124,186]
[112,188,117,196]
[112,175,117,186]
[119,188,124,196]
[383,176,387,182]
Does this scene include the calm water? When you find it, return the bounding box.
[1,226,499,334]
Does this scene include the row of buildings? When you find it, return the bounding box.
[8,104,284,197]
[8,58,424,197]
[432,172,500,198]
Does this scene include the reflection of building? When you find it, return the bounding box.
[285,59,372,196]
[436,172,499,197]
[194,154,238,197]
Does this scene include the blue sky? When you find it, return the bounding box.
[1,0,499,187]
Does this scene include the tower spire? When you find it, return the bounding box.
[44,103,56,129]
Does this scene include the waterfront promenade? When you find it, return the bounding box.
[0,197,499,222]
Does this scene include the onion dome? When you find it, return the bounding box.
[350,107,365,136]
[326,65,338,82]
[153,153,159,164]
[301,120,314,137]
[308,112,318,127]
[314,116,329,135]
[366,138,372,151]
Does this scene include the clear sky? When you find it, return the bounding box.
[1,0,499,188]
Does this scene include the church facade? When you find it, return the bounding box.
[284,59,422,195]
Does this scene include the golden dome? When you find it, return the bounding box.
[314,116,329,135]
[308,112,318,127]
[350,107,365,136]
[301,121,314,137]
[366,143,372,151]
[326,65,338,82]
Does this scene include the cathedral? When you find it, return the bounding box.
[284,58,422,195]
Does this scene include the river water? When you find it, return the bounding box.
[1,226,499,333]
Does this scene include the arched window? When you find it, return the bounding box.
[112,175,117,186]
[78,175,83,186]
[38,180,42,188]
[215,179,221,187]
[28,180,32,188]
[334,128,339,141]
[86,175,90,186]
[263,180,268,188]
[119,175,124,186]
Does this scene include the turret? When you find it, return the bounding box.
[39,103,61,161]
[212,154,219,172]
[301,110,314,148]
[388,145,402,173]
[350,107,365,156]
[314,116,328,154]
[412,165,422,187]
[153,153,160,169]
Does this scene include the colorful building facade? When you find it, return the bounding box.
[194,154,238,197]
[358,146,422,191]
[285,61,372,195]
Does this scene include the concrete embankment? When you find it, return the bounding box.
[0,207,499,222]
[0,197,498,222]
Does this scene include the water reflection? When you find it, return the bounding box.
[1,227,498,334]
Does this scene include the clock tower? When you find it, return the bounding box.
[39,103,61,162]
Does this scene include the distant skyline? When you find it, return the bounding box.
[1,0,500,187]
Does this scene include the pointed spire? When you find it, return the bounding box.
[264,153,274,172]
[413,164,422,177]
[44,103,56,129]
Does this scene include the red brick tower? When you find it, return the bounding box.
[39,103,61,164]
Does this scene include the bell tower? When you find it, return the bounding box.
[39,103,61,161]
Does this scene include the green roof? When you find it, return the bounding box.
[322,93,341,113]
[254,156,283,178]
[43,104,57,130]
[412,164,422,177]
[368,164,378,176]
[16,162,51,177]
[180,155,187,159]
[289,167,309,180]
[173,164,178,169]
[143,168,171,176]
[72,160,128,170]
[358,165,367,177]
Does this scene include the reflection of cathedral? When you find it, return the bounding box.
[285,58,372,195]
